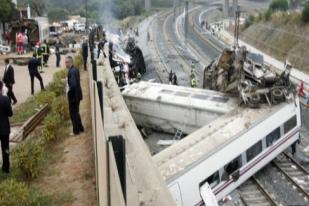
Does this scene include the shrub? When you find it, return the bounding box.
[269,0,289,11]
[264,9,272,21]
[74,50,83,70]
[42,114,62,142]
[53,69,67,82]
[35,90,56,105]
[0,179,30,206]
[13,139,44,178]
[245,14,255,28]
[48,79,66,97]
[302,3,309,23]
[51,97,69,121]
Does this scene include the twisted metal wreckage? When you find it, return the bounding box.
[203,46,296,108]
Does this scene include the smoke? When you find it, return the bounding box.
[96,0,117,27]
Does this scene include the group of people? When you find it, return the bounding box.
[0,54,85,174]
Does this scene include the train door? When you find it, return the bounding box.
[169,183,183,206]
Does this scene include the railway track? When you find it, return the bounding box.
[272,152,309,202]
[152,8,205,87]
[238,177,279,206]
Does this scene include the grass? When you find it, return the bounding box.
[1,68,74,205]
[10,97,41,125]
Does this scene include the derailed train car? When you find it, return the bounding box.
[203,46,295,108]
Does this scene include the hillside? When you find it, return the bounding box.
[240,11,309,72]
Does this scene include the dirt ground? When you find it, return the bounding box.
[32,70,97,206]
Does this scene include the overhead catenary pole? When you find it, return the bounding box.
[184,1,189,42]
[85,0,88,30]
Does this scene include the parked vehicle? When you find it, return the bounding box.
[74,24,86,33]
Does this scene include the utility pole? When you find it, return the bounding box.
[85,0,88,31]
[234,8,240,49]
[184,1,189,42]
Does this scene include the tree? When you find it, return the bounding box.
[0,0,18,32]
[269,0,289,11]
[302,3,309,23]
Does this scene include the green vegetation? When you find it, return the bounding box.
[0,68,73,205]
[269,0,289,11]
[0,179,74,206]
[0,0,18,32]
[0,179,29,206]
[302,3,309,23]
[10,97,40,125]
[13,139,44,178]
[17,0,174,23]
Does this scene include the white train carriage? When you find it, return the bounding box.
[154,97,301,205]
[122,81,237,134]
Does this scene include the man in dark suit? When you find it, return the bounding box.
[28,56,45,95]
[82,40,88,71]
[0,81,12,173]
[3,58,17,105]
[65,56,84,135]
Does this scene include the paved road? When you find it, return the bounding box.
[0,53,67,106]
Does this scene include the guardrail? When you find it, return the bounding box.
[11,104,49,143]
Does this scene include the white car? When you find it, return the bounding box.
[0,39,11,54]
[74,24,86,32]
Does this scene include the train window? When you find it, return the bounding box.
[246,141,262,162]
[160,89,174,94]
[266,127,281,147]
[192,94,210,100]
[284,115,297,134]
[225,155,242,175]
[175,91,190,97]
[221,155,242,181]
[205,171,220,189]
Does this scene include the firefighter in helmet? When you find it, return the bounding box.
[33,42,43,73]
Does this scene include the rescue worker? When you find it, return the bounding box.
[16,32,23,55]
[169,70,173,84]
[172,73,178,85]
[280,60,292,85]
[41,40,50,67]
[298,81,305,97]
[55,40,62,67]
[33,42,43,73]
[190,69,197,88]
[147,31,150,41]
[136,73,142,81]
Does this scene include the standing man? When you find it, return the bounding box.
[3,58,17,105]
[0,81,12,173]
[33,42,43,73]
[55,40,62,67]
[42,40,50,67]
[28,56,45,95]
[82,40,88,71]
[65,56,84,135]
